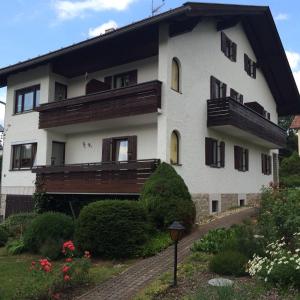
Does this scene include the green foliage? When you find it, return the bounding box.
[40,239,63,260]
[258,188,300,242]
[139,232,172,257]
[6,239,26,255]
[24,212,74,254]
[2,212,37,238]
[139,162,195,231]
[280,152,300,188]
[75,200,149,258]
[0,226,8,246]
[209,250,248,276]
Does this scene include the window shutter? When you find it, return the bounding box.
[221,32,226,53]
[129,70,138,85]
[261,154,265,174]
[252,63,257,79]
[268,156,272,175]
[232,42,237,62]
[220,141,225,167]
[102,138,112,162]
[205,138,213,166]
[104,76,112,89]
[239,94,244,104]
[221,83,227,98]
[245,149,249,171]
[210,76,216,99]
[244,54,249,74]
[128,136,137,161]
[234,146,240,170]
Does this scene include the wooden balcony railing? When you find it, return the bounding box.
[36,81,162,129]
[32,159,160,194]
[207,97,286,148]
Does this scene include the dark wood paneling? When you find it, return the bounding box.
[207,97,286,148]
[32,159,160,194]
[37,81,162,129]
[5,195,34,217]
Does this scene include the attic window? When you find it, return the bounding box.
[244,54,256,78]
[221,32,237,62]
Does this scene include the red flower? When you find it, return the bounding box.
[52,293,60,300]
[62,241,75,253]
[62,265,70,273]
[31,261,36,266]
[64,274,71,281]
[65,258,73,262]
[39,259,52,272]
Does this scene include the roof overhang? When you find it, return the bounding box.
[0,2,299,116]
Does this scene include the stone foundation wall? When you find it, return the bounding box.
[192,192,261,223]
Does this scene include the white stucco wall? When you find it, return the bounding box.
[157,20,278,194]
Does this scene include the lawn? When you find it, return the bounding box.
[0,247,133,300]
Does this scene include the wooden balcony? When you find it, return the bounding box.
[207,97,286,149]
[32,159,160,194]
[37,81,162,129]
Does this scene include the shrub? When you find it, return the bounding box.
[2,212,37,237]
[0,226,8,246]
[139,232,172,257]
[6,238,26,255]
[24,212,74,254]
[40,239,63,260]
[280,152,300,188]
[75,200,149,258]
[139,162,196,231]
[209,250,248,276]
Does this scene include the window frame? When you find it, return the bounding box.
[244,54,257,79]
[221,32,237,62]
[230,88,244,104]
[51,141,66,166]
[211,200,220,213]
[11,143,37,171]
[171,57,181,93]
[112,138,129,162]
[210,76,227,99]
[234,145,249,172]
[261,154,272,175]
[14,85,40,114]
[54,82,68,101]
[170,130,180,165]
[205,138,225,168]
[112,70,138,89]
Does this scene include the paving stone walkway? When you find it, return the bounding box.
[77,207,257,300]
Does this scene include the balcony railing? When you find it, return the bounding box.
[36,80,162,129]
[207,97,286,148]
[32,159,160,194]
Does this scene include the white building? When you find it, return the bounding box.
[0,2,299,220]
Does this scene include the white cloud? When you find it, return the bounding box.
[275,13,289,21]
[286,51,300,91]
[54,0,135,20]
[292,70,300,91]
[88,20,118,37]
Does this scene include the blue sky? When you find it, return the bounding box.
[0,0,300,124]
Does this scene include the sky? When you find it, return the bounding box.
[1,0,300,125]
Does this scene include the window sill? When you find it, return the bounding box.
[13,110,36,116]
[10,168,33,172]
[170,88,182,94]
[171,163,182,166]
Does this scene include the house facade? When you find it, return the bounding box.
[0,2,299,220]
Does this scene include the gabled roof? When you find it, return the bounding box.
[290,116,300,129]
[0,2,299,116]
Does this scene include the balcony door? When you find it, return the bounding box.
[51,142,65,166]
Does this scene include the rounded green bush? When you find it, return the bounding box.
[75,200,149,258]
[24,212,74,253]
[139,162,196,231]
[0,226,8,246]
[209,250,248,276]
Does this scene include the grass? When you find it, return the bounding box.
[0,247,132,299]
[140,232,172,257]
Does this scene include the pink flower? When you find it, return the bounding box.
[62,241,75,253]
[52,293,60,300]
[62,265,70,273]
[64,274,71,281]
[65,258,73,262]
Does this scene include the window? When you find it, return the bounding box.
[112,70,137,89]
[263,110,271,120]
[54,82,68,101]
[211,200,219,213]
[170,131,180,165]
[51,142,65,166]
[230,88,243,104]
[244,54,256,78]
[234,146,249,172]
[205,138,225,168]
[12,143,37,170]
[102,136,137,162]
[261,154,272,175]
[15,85,40,114]
[221,32,237,62]
[239,199,245,207]
[210,76,227,99]
[171,58,181,92]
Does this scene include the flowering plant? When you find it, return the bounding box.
[247,233,300,288]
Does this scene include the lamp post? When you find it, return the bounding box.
[168,221,185,287]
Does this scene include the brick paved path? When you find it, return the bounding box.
[77,208,257,300]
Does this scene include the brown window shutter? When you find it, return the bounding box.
[129,70,138,85]
[234,146,241,170]
[128,135,137,161]
[205,138,214,166]
[232,42,237,62]
[102,138,112,162]
[261,154,265,174]
[268,156,272,175]
[244,54,249,73]
[221,32,226,53]
[252,63,257,79]
[239,94,244,104]
[220,141,225,167]
[221,83,227,98]
[245,149,249,171]
[210,76,216,99]
[104,76,112,89]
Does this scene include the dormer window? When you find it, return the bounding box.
[221,32,237,62]
[244,54,256,78]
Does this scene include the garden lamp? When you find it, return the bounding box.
[168,221,185,286]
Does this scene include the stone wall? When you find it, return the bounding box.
[192,193,209,224]
[221,194,238,212]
